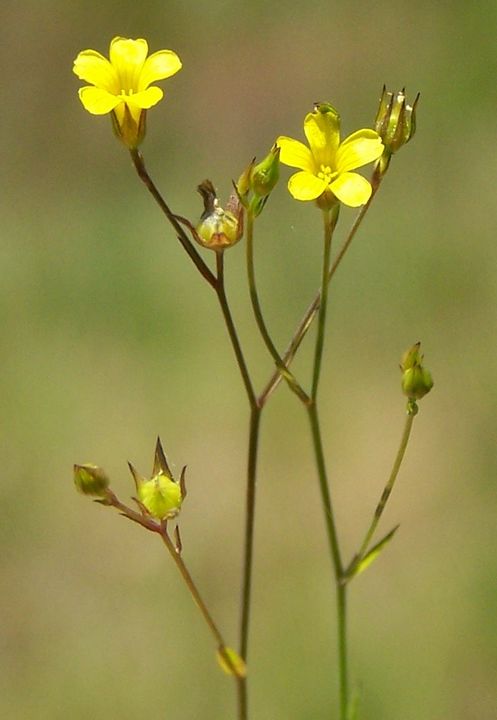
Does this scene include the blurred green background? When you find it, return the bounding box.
[2,1,497,719]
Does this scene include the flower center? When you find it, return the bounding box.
[317,164,338,185]
[120,88,135,97]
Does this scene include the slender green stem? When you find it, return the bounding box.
[158,527,248,710]
[215,252,262,720]
[239,406,262,660]
[307,403,342,576]
[216,253,257,406]
[306,205,350,719]
[307,400,348,719]
[107,492,236,668]
[245,212,309,404]
[129,148,217,289]
[260,176,383,405]
[337,584,348,720]
[158,527,227,645]
[311,208,337,399]
[128,153,257,719]
[355,409,416,561]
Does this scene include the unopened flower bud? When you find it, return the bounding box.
[195,180,243,251]
[236,159,255,202]
[128,437,184,520]
[137,472,182,520]
[250,144,280,200]
[74,463,110,497]
[400,342,433,400]
[375,86,418,156]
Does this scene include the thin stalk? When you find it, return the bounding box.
[127,153,257,720]
[158,527,248,713]
[239,406,262,661]
[158,528,227,646]
[215,252,262,720]
[307,401,348,719]
[260,174,383,405]
[306,403,342,576]
[215,253,257,406]
[307,206,349,719]
[311,208,337,400]
[107,492,237,672]
[355,409,416,561]
[129,148,217,289]
[337,584,348,720]
[245,212,309,404]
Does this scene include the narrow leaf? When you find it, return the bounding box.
[352,525,400,579]
[216,646,247,679]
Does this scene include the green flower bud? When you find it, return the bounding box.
[74,463,110,497]
[128,437,184,520]
[137,472,182,520]
[400,342,433,400]
[375,86,418,156]
[195,180,243,251]
[250,144,280,200]
[236,158,255,202]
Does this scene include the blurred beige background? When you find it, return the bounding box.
[2,2,497,719]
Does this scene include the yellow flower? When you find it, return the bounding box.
[73,36,182,148]
[277,103,384,207]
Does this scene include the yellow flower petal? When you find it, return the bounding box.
[336,130,383,173]
[288,171,327,201]
[109,37,148,90]
[330,172,372,207]
[124,87,164,110]
[139,50,182,90]
[78,86,121,115]
[277,136,314,172]
[73,50,118,93]
[304,109,340,167]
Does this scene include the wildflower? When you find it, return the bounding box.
[73,36,182,148]
[277,102,383,207]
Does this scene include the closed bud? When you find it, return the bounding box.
[137,472,182,520]
[129,438,184,520]
[236,159,255,202]
[74,463,110,497]
[400,342,433,401]
[195,180,243,251]
[250,144,280,200]
[375,86,418,161]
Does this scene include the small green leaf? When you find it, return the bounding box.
[351,525,399,579]
[216,646,247,678]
